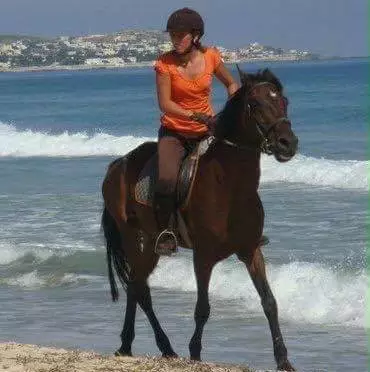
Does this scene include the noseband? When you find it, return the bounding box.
[255,117,288,155]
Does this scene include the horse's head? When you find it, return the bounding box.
[215,66,298,162]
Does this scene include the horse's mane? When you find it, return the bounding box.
[215,69,283,139]
[215,84,247,138]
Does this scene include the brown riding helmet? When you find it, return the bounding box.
[166,8,204,37]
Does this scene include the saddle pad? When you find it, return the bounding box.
[134,137,214,208]
[135,155,157,207]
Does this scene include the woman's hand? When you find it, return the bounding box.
[189,112,213,125]
[190,112,217,135]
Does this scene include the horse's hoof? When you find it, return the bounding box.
[277,359,295,371]
[114,349,132,357]
[162,352,178,358]
[190,356,201,362]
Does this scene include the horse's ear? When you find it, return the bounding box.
[262,68,275,81]
[236,64,248,85]
[262,68,282,91]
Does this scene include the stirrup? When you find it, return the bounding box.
[154,229,178,256]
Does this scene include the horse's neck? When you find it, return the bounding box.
[212,142,261,191]
[216,116,261,151]
[215,84,261,149]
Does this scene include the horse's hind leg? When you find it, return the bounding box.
[115,283,137,356]
[133,279,177,358]
[238,247,295,371]
[122,227,177,358]
[189,253,215,361]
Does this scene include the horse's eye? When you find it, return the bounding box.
[269,91,278,98]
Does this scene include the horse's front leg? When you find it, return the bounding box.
[115,283,137,356]
[189,253,215,361]
[238,247,295,371]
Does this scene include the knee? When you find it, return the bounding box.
[195,301,210,321]
[262,296,277,314]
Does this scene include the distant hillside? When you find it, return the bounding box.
[0,34,51,42]
[0,30,319,70]
[75,29,169,43]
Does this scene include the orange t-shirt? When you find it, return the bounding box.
[154,47,222,135]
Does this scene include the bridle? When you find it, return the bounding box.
[221,82,290,154]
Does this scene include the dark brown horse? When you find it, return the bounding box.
[101,67,298,371]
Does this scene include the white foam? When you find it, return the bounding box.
[0,122,367,190]
[0,241,63,264]
[0,240,88,266]
[5,271,45,288]
[0,241,25,264]
[0,240,65,265]
[0,122,153,157]
[150,257,366,329]
[2,271,102,289]
[261,154,368,190]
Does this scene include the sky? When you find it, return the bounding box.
[0,0,367,57]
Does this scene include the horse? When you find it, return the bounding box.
[101,66,299,371]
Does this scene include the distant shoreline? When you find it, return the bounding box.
[0,61,154,73]
[0,56,365,74]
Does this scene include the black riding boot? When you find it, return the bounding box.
[153,192,178,255]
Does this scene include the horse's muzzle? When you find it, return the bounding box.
[274,133,298,162]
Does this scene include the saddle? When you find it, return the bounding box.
[134,137,213,248]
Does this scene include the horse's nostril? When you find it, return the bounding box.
[278,138,290,149]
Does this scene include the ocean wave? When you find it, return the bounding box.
[1,245,365,329]
[1,271,102,289]
[0,243,107,276]
[0,245,106,288]
[0,241,55,265]
[0,122,367,190]
[261,155,368,190]
[151,257,366,329]
[0,122,151,158]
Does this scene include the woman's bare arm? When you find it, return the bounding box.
[215,62,239,97]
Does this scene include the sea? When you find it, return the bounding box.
[0,58,367,372]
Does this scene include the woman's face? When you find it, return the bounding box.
[169,31,193,54]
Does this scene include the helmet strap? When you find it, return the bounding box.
[192,35,200,45]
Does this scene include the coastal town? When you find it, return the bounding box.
[0,30,319,72]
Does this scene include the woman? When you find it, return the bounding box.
[154,7,239,255]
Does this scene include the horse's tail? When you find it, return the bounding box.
[101,207,131,302]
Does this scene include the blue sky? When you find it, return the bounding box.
[0,0,367,57]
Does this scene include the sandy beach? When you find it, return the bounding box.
[0,343,254,372]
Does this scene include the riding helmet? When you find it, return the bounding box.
[166,8,204,37]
